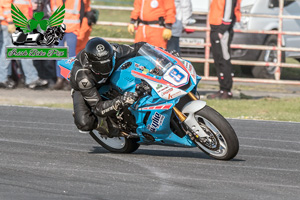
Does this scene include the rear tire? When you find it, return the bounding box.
[192,106,239,160]
[89,130,140,153]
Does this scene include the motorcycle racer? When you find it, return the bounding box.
[70,37,145,137]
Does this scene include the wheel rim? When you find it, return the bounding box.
[264,42,277,74]
[91,130,126,150]
[193,115,228,157]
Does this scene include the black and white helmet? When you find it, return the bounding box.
[84,37,114,76]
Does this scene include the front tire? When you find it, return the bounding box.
[192,106,239,160]
[89,130,140,153]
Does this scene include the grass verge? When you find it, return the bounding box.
[206,97,300,122]
[12,103,73,110]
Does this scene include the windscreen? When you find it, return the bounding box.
[137,43,173,76]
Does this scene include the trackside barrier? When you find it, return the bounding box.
[91,0,300,85]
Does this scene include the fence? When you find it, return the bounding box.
[91,0,300,85]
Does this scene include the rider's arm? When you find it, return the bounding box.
[112,42,146,59]
[72,66,136,117]
[71,66,121,117]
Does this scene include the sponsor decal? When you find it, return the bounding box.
[147,112,165,132]
[135,63,146,71]
[96,44,105,51]
[185,61,196,81]
[150,0,159,8]
[66,57,77,64]
[96,44,108,57]
[168,91,182,99]
[162,88,173,96]
[156,84,163,90]
[157,86,169,93]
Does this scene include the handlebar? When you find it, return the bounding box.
[135,81,151,96]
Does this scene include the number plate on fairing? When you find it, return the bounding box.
[163,65,189,87]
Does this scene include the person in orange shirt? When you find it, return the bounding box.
[207,0,241,99]
[75,0,98,54]
[51,0,81,90]
[128,0,176,49]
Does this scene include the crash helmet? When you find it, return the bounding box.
[84,37,115,76]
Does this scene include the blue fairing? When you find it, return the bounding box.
[106,53,198,147]
[59,46,201,147]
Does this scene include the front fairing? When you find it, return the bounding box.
[110,44,198,100]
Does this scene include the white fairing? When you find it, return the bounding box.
[182,100,208,138]
[144,79,187,100]
[184,61,197,84]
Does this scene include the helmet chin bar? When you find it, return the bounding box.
[83,50,116,77]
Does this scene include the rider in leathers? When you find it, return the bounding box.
[70,37,145,137]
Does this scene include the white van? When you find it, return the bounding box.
[181,0,300,79]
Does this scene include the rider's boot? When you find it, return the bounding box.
[106,117,121,138]
[94,117,109,135]
[94,117,120,138]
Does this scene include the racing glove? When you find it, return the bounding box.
[93,92,138,117]
[128,24,135,35]
[8,24,16,34]
[162,28,172,40]
[119,92,139,107]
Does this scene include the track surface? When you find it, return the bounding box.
[0,105,299,200]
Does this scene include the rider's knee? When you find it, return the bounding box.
[74,114,96,131]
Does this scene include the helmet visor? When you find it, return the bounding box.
[85,53,112,75]
[90,59,112,75]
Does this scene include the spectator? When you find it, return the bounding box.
[51,0,81,90]
[32,0,57,88]
[128,0,176,49]
[167,0,194,54]
[0,0,48,89]
[76,0,98,54]
[207,0,241,99]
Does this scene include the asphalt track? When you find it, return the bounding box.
[0,105,299,200]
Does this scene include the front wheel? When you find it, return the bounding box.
[89,130,140,153]
[191,106,239,160]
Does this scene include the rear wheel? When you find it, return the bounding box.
[89,130,140,153]
[190,106,239,160]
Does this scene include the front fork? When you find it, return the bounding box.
[172,92,209,138]
[172,92,197,122]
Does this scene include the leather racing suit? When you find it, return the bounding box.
[69,42,146,132]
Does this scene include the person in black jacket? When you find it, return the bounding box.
[70,37,145,137]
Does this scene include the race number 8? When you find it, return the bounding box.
[169,68,185,82]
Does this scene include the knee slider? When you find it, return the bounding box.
[74,114,96,131]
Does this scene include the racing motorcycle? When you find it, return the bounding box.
[58,43,239,160]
